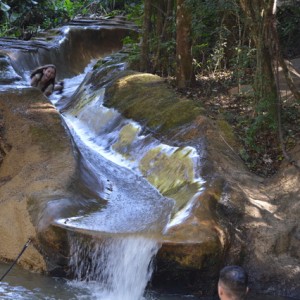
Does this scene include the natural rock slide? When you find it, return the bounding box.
[0,17,299,298]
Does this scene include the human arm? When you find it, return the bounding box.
[43,83,54,96]
[30,73,42,87]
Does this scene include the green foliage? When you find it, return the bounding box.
[0,0,143,37]
[208,37,228,74]
[0,0,68,37]
[231,45,256,84]
[50,0,78,18]
[0,21,9,36]
[188,0,221,71]
[186,0,253,78]
[64,0,74,16]
[277,4,300,57]
[124,2,143,26]
[122,35,140,68]
[189,2,218,60]
[244,95,278,153]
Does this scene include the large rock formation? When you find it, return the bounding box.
[0,88,76,272]
[100,69,300,297]
[0,18,299,299]
[0,17,138,274]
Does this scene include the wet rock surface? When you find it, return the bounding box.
[0,89,77,272]
[0,17,299,299]
[0,55,22,84]
[99,69,300,298]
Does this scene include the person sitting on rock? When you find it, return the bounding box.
[218,265,249,300]
[30,64,63,96]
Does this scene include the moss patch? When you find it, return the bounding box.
[216,118,242,152]
[112,123,140,157]
[104,71,204,134]
[139,145,202,212]
[139,146,196,192]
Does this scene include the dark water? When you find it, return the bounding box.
[0,262,199,300]
[0,263,297,300]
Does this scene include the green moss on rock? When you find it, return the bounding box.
[112,123,140,157]
[140,146,196,192]
[139,145,202,212]
[104,71,204,133]
[216,118,241,152]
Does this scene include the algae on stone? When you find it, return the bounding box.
[139,146,202,211]
[112,123,140,158]
[105,71,204,133]
[216,118,242,152]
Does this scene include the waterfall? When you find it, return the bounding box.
[68,235,160,300]
[50,57,200,299]
[51,60,169,300]
[0,23,208,300]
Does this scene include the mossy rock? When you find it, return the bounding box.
[104,71,204,134]
[216,118,242,152]
[112,123,140,157]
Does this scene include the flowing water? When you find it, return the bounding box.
[49,61,180,299]
[1,58,297,300]
[0,262,296,300]
[68,235,159,300]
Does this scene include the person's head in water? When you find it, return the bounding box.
[218,266,249,300]
[31,64,56,81]
[42,65,56,81]
[30,64,57,96]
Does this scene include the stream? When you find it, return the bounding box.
[0,59,197,299]
[0,39,297,300]
[1,59,200,299]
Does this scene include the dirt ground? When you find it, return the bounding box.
[172,58,300,178]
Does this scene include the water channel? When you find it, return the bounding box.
[0,25,298,300]
[1,59,202,300]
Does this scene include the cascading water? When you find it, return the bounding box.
[68,235,160,300]
[0,19,298,300]
[51,61,172,299]
[3,55,203,299]
[1,30,204,298]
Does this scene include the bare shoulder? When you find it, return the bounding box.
[30,73,42,86]
[34,73,42,80]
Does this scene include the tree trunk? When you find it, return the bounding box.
[153,0,175,75]
[239,0,278,123]
[140,0,152,72]
[176,0,195,88]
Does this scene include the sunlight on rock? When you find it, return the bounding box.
[117,73,162,89]
[249,198,278,213]
[140,146,196,193]
[29,102,57,113]
[112,123,140,157]
[245,205,262,219]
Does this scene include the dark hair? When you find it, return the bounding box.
[30,64,56,92]
[30,64,56,79]
[219,265,248,299]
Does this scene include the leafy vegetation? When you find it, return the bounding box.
[0,0,299,176]
[0,0,142,38]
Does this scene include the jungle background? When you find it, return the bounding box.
[0,0,300,177]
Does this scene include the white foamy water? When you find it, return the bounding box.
[68,235,160,300]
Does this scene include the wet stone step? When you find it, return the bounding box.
[0,55,22,84]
